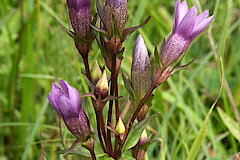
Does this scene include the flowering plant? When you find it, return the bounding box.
[48,0,213,159]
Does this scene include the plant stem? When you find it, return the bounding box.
[113,77,119,155]
[99,112,112,154]
[115,84,156,158]
[107,54,117,155]
[83,144,97,160]
[89,148,97,160]
[115,77,119,123]
[82,56,108,154]
[83,56,92,82]
[96,114,107,153]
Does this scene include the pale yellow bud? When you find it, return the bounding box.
[92,60,102,82]
[116,118,125,134]
[140,129,147,144]
[95,70,108,99]
[96,70,108,90]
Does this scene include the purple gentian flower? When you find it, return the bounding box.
[104,0,128,34]
[47,80,90,141]
[131,35,151,99]
[160,0,213,68]
[66,0,92,37]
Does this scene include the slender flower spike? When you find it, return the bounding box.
[67,0,92,38]
[160,0,214,68]
[131,35,151,100]
[47,80,90,141]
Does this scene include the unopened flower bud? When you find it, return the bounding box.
[131,130,148,160]
[104,0,128,34]
[94,70,108,99]
[139,129,148,145]
[160,0,213,68]
[66,0,92,38]
[92,60,102,82]
[131,35,151,100]
[116,118,125,134]
[47,80,90,141]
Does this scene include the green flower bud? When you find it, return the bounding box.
[116,118,125,134]
[95,70,108,99]
[92,60,102,82]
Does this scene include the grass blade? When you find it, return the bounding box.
[217,108,240,142]
[21,99,49,160]
[187,57,224,160]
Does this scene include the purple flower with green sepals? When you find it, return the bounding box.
[160,0,214,68]
[47,80,90,141]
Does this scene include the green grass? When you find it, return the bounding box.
[0,0,240,159]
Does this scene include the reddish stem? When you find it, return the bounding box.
[82,56,107,153]
[114,85,156,158]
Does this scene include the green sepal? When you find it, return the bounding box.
[122,73,135,102]
[112,16,121,38]
[145,93,154,107]
[96,0,106,29]
[121,16,151,42]
[89,22,109,36]
[54,17,76,39]
[171,58,196,75]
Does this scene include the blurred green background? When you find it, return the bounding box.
[0,0,240,159]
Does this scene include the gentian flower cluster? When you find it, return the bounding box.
[47,0,213,159]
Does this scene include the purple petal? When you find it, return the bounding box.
[47,94,62,117]
[60,80,82,112]
[47,83,65,117]
[50,83,64,104]
[173,0,189,33]
[106,0,127,8]
[176,6,198,39]
[195,10,209,26]
[67,0,90,11]
[57,95,79,120]
[132,35,149,71]
[66,0,79,10]
[60,80,69,97]
[189,15,214,40]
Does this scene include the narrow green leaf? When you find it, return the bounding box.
[187,58,224,160]
[122,73,135,102]
[217,107,240,142]
[21,99,49,160]
[123,113,158,151]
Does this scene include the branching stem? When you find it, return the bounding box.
[115,84,156,158]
